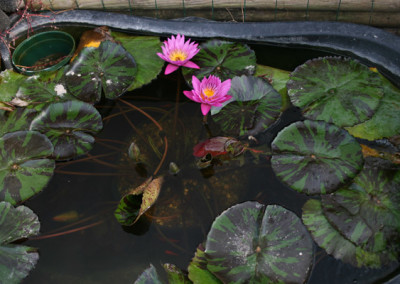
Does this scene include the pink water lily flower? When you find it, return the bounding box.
[157,34,200,75]
[183,75,232,116]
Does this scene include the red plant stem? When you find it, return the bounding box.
[118,98,168,177]
[29,220,104,240]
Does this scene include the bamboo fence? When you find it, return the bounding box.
[24,0,400,31]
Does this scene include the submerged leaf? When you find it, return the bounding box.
[114,176,163,226]
[286,57,384,127]
[64,40,137,102]
[211,75,282,137]
[0,131,55,205]
[0,201,40,283]
[271,120,364,195]
[30,100,103,160]
[205,201,313,284]
[183,40,256,82]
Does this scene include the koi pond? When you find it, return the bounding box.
[0,16,399,284]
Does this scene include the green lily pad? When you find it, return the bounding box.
[211,75,282,137]
[271,120,364,195]
[323,167,400,252]
[114,176,163,226]
[0,108,38,137]
[15,67,73,108]
[30,101,103,160]
[286,57,384,127]
[0,69,27,102]
[182,40,256,82]
[255,64,291,109]
[205,201,313,284]
[0,201,40,283]
[0,131,55,205]
[134,264,163,284]
[163,263,191,284]
[64,40,137,103]
[188,245,222,284]
[112,33,164,90]
[346,74,400,140]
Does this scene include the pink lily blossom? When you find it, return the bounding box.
[183,75,232,116]
[157,34,200,75]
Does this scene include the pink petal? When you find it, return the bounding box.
[201,104,211,116]
[191,76,201,94]
[157,52,168,62]
[183,90,202,103]
[183,61,200,69]
[219,79,232,96]
[165,64,179,75]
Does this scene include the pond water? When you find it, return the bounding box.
[6,29,398,283]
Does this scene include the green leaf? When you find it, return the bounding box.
[255,64,291,109]
[64,40,137,103]
[114,176,163,226]
[112,33,164,90]
[0,108,38,137]
[183,40,256,82]
[205,201,313,284]
[188,244,222,284]
[0,69,27,102]
[0,131,55,205]
[346,74,400,140]
[134,264,163,284]
[211,75,282,137]
[163,263,191,284]
[30,100,103,160]
[0,202,40,283]
[15,67,74,108]
[271,120,364,195]
[286,57,384,127]
[302,197,397,268]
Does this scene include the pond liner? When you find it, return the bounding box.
[1,10,400,85]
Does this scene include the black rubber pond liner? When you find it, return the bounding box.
[2,10,400,85]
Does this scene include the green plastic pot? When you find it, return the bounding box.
[12,31,75,75]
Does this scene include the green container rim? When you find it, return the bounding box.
[12,31,75,75]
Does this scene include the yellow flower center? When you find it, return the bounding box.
[203,87,215,98]
[169,50,188,62]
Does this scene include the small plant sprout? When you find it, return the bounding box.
[157,34,200,75]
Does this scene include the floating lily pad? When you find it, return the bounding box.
[188,245,222,284]
[0,131,55,205]
[30,101,103,160]
[163,263,191,284]
[255,64,291,109]
[112,33,164,90]
[114,176,163,226]
[0,108,38,137]
[0,202,40,283]
[205,201,313,284]
[211,75,282,137]
[0,69,27,103]
[182,40,256,83]
[271,120,364,195]
[64,40,137,103]
[346,74,400,140]
[15,67,73,108]
[286,57,384,127]
[134,264,163,284]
